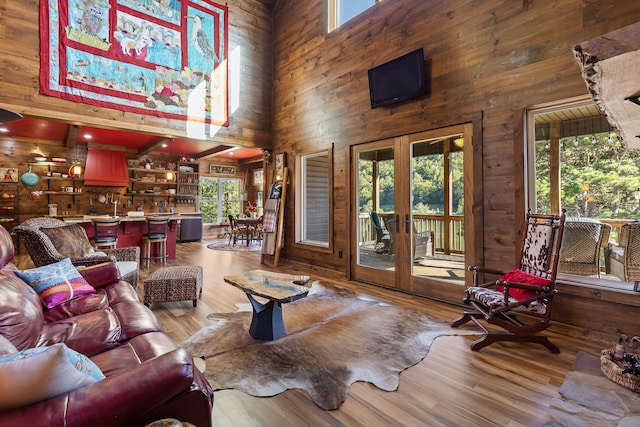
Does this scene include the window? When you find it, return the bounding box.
[527,97,640,286]
[199,177,243,223]
[296,151,331,248]
[527,98,640,219]
[328,0,382,32]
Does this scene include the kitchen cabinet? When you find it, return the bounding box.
[0,185,18,226]
[127,167,177,200]
[0,184,19,251]
[126,163,199,209]
[177,162,199,206]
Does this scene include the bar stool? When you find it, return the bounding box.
[142,217,170,268]
[91,218,120,250]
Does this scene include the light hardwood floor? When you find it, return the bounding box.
[14,241,607,426]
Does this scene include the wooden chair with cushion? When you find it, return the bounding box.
[14,217,140,289]
[228,215,250,246]
[451,210,566,353]
[605,222,640,287]
[558,218,611,277]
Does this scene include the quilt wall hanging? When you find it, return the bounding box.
[39,0,228,125]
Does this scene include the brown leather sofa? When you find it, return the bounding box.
[0,226,213,427]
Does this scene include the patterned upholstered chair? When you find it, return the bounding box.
[451,210,566,353]
[559,218,611,277]
[605,222,640,287]
[14,217,139,289]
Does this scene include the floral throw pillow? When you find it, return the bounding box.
[0,343,104,411]
[15,258,96,308]
[495,268,552,300]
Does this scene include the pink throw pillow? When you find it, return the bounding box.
[495,268,551,300]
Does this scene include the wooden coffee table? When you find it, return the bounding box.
[224,269,310,340]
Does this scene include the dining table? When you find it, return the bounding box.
[234,217,263,245]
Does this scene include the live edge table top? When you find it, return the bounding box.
[223,269,310,303]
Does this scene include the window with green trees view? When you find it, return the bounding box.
[199,177,242,223]
[530,101,640,219]
[358,143,464,215]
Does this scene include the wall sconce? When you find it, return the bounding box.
[69,141,83,178]
[165,139,175,181]
[634,187,640,201]
[262,149,272,165]
[69,161,82,178]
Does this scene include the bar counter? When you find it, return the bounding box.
[62,214,181,260]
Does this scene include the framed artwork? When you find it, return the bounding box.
[254,169,264,186]
[209,164,236,175]
[0,168,18,183]
[39,0,229,126]
[275,153,286,180]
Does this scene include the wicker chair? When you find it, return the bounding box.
[605,222,640,286]
[558,218,611,277]
[370,211,390,254]
[14,217,139,289]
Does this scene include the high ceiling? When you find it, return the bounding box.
[0,116,264,161]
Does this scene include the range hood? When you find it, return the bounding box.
[83,148,129,187]
[573,22,640,149]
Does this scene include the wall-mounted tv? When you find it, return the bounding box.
[368,48,426,109]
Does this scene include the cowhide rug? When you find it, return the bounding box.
[182,281,478,410]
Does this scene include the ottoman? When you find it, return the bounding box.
[144,266,203,308]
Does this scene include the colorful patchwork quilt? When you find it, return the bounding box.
[39,0,228,125]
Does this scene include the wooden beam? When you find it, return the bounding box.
[139,137,173,156]
[550,122,561,215]
[65,125,80,149]
[194,145,233,159]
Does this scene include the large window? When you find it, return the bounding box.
[527,99,640,219]
[199,177,243,224]
[296,151,331,248]
[328,0,382,31]
[527,98,640,286]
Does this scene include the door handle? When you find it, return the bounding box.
[405,214,410,233]
[395,214,400,233]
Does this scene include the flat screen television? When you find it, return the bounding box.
[368,48,426,108]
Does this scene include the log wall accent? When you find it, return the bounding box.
[269,0,640,336]
[0,0,273,149]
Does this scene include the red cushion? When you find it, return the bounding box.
[495,268,552,300]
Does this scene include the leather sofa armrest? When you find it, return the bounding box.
[78,262,120,289]
[0,349,199,427]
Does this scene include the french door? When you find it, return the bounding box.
[351,123,478,301]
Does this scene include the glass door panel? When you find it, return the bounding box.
[351,123,475,298]
[409,134,465,286]
[352,139,398,286]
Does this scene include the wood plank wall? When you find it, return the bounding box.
[269,0,640,335]
[0,0,273,149]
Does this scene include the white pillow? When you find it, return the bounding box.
[0,343,105,410]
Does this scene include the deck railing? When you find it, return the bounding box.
[358,213,465,254]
